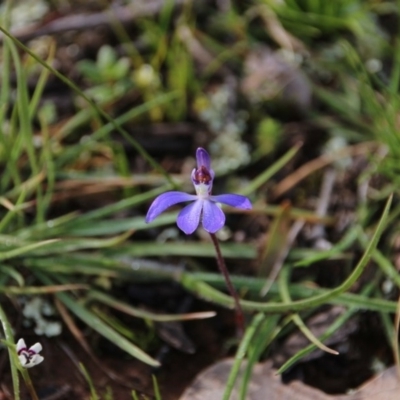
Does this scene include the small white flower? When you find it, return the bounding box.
[16,338,44,368]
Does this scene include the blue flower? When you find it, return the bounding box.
[145,148,252,234]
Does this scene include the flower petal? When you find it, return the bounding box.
[30,354,44,367]
[16,338,26,352]
[177,200,203,234]
[210,194,252,210]
[145,191,197,223]
[20,354,44,368]
[18,354,28,367]
[30,343,42,353]
[196,148,211,170]
[202,200,225,233]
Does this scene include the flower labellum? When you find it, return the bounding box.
[146,148,252,234]
[16,338,44,368]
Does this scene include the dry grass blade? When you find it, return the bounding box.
[55,298,93,356]
[55,298,137,389]
[260,219,304,297]
[273,141,378,199]
[88,290,216,322]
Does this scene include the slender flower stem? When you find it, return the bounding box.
[20,370,39,400]
[209,233,245,336]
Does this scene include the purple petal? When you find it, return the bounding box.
[146,191,197,223]
[210,194,252,210]
[201,200,225,233]
[177,200,203,234]
[196,148,211,170]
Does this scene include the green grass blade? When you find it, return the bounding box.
[239,315,281,399]
[37,273,160,367]
[0,25,176,187]
[223,313,265,400]
[0,304,20,400]
[0,239,59,261]
[180,194,392,313]
[278,266,338,355]
[192,272,397,313]
[294,225,358,267]
[240,145,300,196]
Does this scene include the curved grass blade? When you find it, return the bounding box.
[294,225,358,267]
[183,272,397,313]
[24,231,133,256]
[0,190,27,233]
[279,266,338,355]
[0,239,59,261]
[87,290,215,322]
[0,265,24,286]
[180,194,392,313]
[276,304,357,374]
